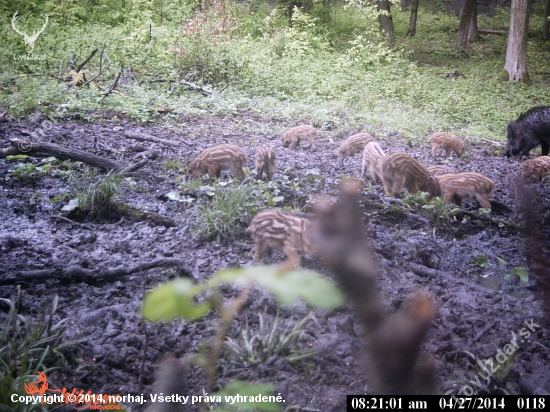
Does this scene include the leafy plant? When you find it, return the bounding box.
[12,163,48,183]
[75,172,125,221]
[192,182,258,241]
[0,291,84,411]
[162,159,183,170]
[402,193,460,237]
[471,254,488,268]
[225,310,320,364]
[142,265,344,412]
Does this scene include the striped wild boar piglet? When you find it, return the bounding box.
[281,125,317,149]
[505,106,550,158]
[381,152,441,198]
[255,143,276,181]
[361,141,386,182]
[428,165,454,177]
[188,144,247,180]
[339,132,376,156]
[246,208,315,270]
[428,132,465,158]
[522,156,550,183]
[436,172,496,210]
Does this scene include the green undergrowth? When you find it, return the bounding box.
[1,1,549,143]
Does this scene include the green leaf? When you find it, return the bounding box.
[142,279,210,321]
[5,155,28,160]
[512,267,528,283]
[271,196,285,203]
[496,256,507,265]
[214,380,282,411]
[471,254,488,268]
[212,266,344,310]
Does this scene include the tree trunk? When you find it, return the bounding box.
[400,0,411,7]
[457,0,479,47]
[407,0,420,36]
[321,0,331,24]
[502,0,531,84]
[543,0,550,40]
[378,0,395,43]
[467,0,479,42]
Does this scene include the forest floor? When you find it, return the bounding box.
[1,111,549,412]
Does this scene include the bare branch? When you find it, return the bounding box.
[312,178,437,395]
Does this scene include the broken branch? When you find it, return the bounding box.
[123,130,191,147]
[312,179,436,395]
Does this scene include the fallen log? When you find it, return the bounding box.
[0,258,192,284]
[1,138,151,177]
[2,138,124,169]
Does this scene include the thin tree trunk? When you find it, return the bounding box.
[467,0,479,42]
[408,0,420,36]
[543,0,550,40]
[503,0,531,84]
[457,0,478,47]
[378,0,395,43]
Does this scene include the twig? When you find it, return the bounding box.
[480,137,505,146]
[311,179,437,395]
[201,283,253,411]
[51,215,93,230]
[117,157,149,174]
[76,47,99,74]
[102,69,122,96]
[179,80,214,96]
[124,130,192,147]
[82,44,106,88]
[467,319,499,348]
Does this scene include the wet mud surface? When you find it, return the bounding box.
[1,113,549,411]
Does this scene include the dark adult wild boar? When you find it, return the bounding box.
[505,106,550,158]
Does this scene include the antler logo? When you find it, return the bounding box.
[11,12,49,54]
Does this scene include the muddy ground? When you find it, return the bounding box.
[1,112,549,411]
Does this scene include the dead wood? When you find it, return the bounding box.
[123,130,192,147]
[466,319,499,348]
[1,138,150,177]
[179,80,214,96]
[480,137,505,146]
[118,157,149,174]
[311,179,436,395]
[408,262,441,278]
[478,28,508,35]
[408,262,513,296]
[76,48,99,74]
[0,258,191,284]
[101,68,121,96]
[81,49,104,88]
[2,138,123,168]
